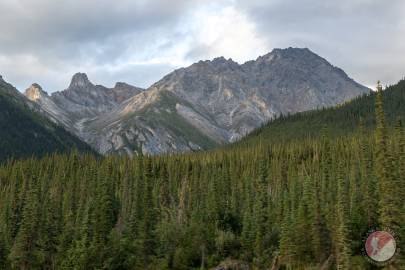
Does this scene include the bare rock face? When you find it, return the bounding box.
[25,83,48,101]
[69,72,92,88]
[25,83,73,126]
[26,48,370,155]
[143,47,369,142]
[51,73,120,119]
[113,82,143,103]
[25,73,145,144]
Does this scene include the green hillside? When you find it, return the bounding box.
[238,80,405,146]
[0,81,403,269]
[0,79,95,162]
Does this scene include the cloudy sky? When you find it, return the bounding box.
[0,0,404,92]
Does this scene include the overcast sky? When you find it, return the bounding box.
[0,0,404,92]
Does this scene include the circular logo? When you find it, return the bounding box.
[365,230,396,263]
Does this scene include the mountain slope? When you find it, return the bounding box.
[0,76,94,161]
[237,79,405,146]
[83,89,218,155]
[142,48,369,140]
[27,48,370,155]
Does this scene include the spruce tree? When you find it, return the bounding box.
[334,162,350,270]
[8,176,41,270]
[240,202,255,261]
[359,119,378,227]
[141,157,157,266]
[294,169,314,264]
[129,155,145,240]
[311,172,330,263]
[279,190,294,267]
[39,195,61,270]
[375,82,399,231]
[254,158,269,260]
[93,167,116,245]
[394,120,405,266]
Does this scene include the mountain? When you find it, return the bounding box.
[25,74,144,139]
[0,76,95,162]
[1,80,403,270]
[238,79,405,147]
[51,73,143,119]
[26,48,370,155]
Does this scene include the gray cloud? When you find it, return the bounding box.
[234,0,405,87]
[0,0,190,52]
[0,0,205,91]
[0,0,404,92]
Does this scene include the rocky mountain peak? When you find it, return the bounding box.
[212,56,227,64]
[69,72,93,88]
[31,83,43,90]
[114,82,133,89]
[112,82,143,103]
[187,56,239,73]
[271,47,311,56]
[271,47,328,63]
[211,56,238,67]
[25,83,48,101]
